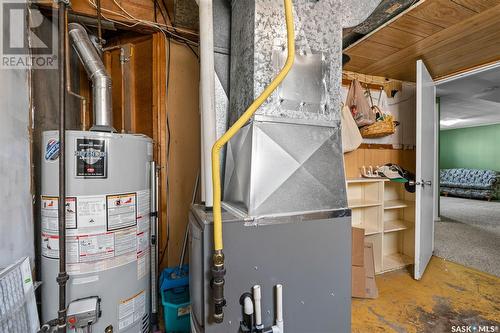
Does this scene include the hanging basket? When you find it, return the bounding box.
[360,108,397,138]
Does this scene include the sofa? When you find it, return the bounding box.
[440,168,499,201]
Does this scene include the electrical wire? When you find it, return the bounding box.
[86,0,199,46]
[160,0,199,59]
[158,32,172,268]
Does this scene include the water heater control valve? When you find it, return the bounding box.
[67,296,101,329]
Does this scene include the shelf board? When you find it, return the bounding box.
[384,220,409,233]
[348,199,382,209]
[365,227,381,236]
[383,253,412,272]
[352,223,380,235]
[384,200,412,210]
[347,178,385,183]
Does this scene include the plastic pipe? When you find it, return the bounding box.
[253,285,263,330]
[244,296,254,316]
[276,284,283,333]
[198,0,217,207]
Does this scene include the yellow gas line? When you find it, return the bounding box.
[211,0,295,252]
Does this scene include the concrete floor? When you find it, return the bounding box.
[352,257,500,333]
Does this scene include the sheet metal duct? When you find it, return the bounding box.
[68,23,114,132]
[225,0,380,217]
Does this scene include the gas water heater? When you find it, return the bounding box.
[41,22,155,332]
[41,131,153,332]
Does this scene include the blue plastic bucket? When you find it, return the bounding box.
[160,265,190,333]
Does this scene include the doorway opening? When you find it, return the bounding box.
[434,64,500,277]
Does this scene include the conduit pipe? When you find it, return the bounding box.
[197,0,217,207]
[209,0,295,323]
[68,23,115,132]
[57,2,69,332]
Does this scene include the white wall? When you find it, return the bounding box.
[0,46,34,267]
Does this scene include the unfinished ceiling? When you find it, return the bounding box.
[438,64,500,130]
[343,0,500,82]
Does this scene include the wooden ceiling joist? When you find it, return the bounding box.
[344,0,500,82]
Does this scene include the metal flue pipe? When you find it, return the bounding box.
[68,23,115,132]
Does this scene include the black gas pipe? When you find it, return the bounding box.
[57,1,69,332]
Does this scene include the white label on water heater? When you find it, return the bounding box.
[118,290,146,331]
[107,193,137,231]
[137,254,148,280]
[41,196,77,231]
[41,190,150,276]
[77,195,107,232]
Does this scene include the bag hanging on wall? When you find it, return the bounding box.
[341,104,362,153]
[345,79,376,127]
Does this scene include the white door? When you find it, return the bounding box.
[414,60,436,280]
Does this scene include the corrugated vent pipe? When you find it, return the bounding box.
[68,23,115,132]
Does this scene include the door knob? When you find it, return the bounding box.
[408,180,431,187]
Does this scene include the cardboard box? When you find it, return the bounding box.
[351,266,366,298]
[352,227,364,267]
[352,242,378,299]
[363,242,378,299]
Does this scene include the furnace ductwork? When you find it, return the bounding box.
[68,23,114,132]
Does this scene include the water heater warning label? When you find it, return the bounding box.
[118,290,146,331]
[41,196,77,231]
[107,193,137,231]
[41,190,150,275]
[75,138,107,178]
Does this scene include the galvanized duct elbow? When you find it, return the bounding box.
[68,23,115,132]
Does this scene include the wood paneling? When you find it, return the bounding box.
[407,0,475,28]
[369,26,425,50]
[451,0,500,13]
[344,0,500,82]
[153,34,200,270]
[344,148,416,179]
[348,40,400,61]
[389,15,443,38]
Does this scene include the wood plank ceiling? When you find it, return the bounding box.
[343,0,500,82]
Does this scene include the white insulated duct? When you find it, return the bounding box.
[196,0,217,207]
[68,23,115,132]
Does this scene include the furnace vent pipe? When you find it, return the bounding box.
[196,0,216,207]
[68,23,115,132]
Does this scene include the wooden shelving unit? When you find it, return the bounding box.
[347,178,415,274]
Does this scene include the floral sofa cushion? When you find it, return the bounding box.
[440,168,498,190]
